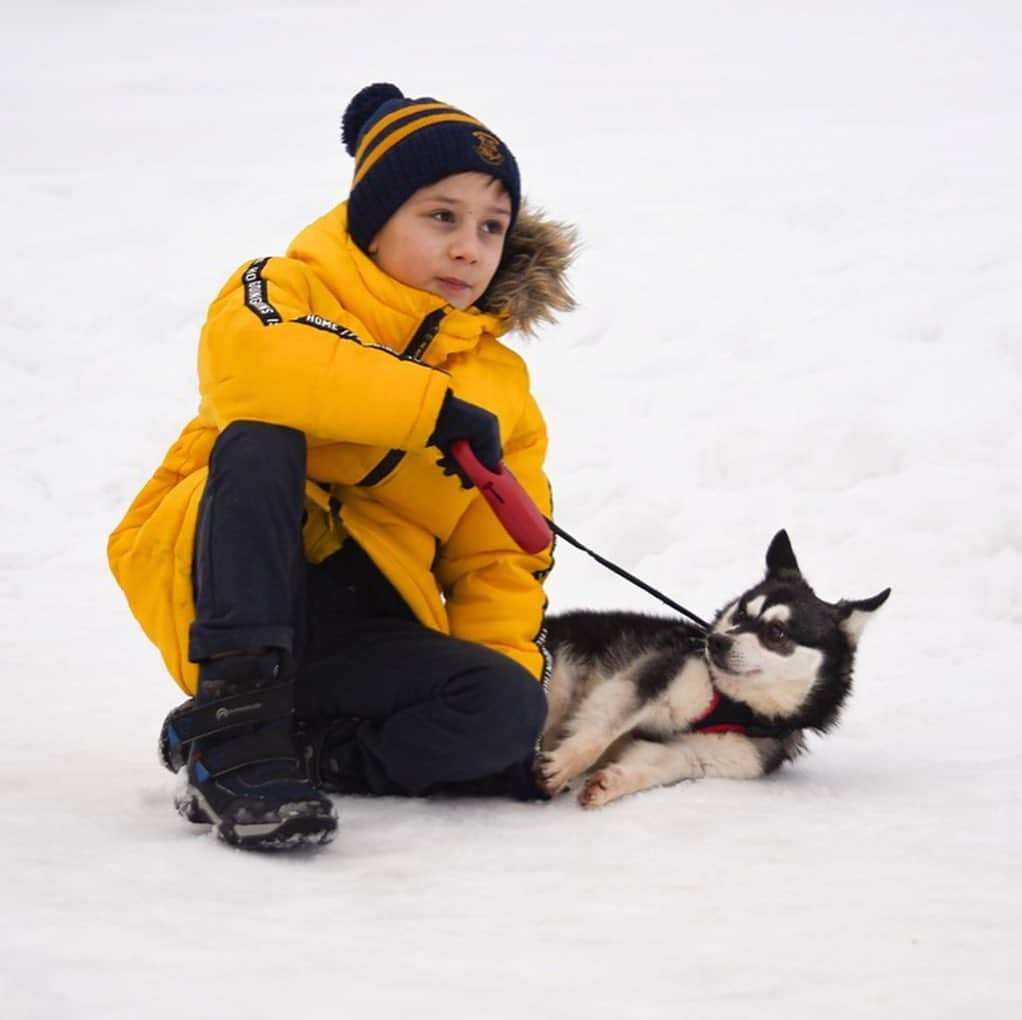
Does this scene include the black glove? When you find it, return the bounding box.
[428,390,503,488]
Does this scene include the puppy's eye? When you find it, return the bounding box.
[733,605,746,624]
[765,622,787,644]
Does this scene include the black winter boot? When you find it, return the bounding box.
[172,653,337,850]
[293,716,370,795]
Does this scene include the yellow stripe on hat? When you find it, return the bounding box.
[356,101,454,161]
[354,112,487,187]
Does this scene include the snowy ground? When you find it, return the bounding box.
[3,1,1021,1017]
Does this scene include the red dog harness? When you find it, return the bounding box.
[691,691,796,739]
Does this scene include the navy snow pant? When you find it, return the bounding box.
[187,420,547,798]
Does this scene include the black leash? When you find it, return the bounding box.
[545,518,711,632]
[445,443,711,630]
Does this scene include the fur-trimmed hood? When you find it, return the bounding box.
[479,204,578,337]
[288,201,577,345]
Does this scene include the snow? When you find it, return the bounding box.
[3,1,1021,1017]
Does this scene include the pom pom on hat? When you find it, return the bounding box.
[341,82,404,156]
[340,81,522,253]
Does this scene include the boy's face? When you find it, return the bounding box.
[368,172,512,310]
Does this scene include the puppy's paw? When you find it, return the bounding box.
[536,745,588,795]
[535,750,570,795]
[579,767,625,809]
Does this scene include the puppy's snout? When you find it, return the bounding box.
[707,633,732,661]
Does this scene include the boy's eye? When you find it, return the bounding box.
[482,219,507,236]
[430,209,455,223]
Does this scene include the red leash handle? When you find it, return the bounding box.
[450,440,553,554]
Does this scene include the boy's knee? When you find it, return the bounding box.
[451,660,547,752]
[212,421,306,472]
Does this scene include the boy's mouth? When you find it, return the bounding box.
[437,276,471,293]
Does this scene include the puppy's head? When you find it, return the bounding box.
[705,530,890,729]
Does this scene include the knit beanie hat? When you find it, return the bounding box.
[342,82,521,253]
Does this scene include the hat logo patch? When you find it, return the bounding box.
[473,131,504,166]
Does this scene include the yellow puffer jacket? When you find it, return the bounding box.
[108,202,575,695]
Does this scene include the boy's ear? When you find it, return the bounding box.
[835,588,891,646]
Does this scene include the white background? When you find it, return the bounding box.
[2,2,1020,1017]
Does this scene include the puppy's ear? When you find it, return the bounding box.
[835,588,891,646]
[765,529,801,580]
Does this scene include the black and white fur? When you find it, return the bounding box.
[538,530,890,808]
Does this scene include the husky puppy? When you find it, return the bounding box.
[538,530,890,808]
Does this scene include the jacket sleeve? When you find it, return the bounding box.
[197,257,450,450]
[435,390,554,682]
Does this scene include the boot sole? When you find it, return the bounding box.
[176,785,337,850]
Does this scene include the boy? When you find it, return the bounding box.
[108,83,576,851]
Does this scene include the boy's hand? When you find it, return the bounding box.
[428,391,503,488]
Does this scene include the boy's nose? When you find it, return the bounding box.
[449,227,480,262]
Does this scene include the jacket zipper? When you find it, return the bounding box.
[355,308,446,488]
